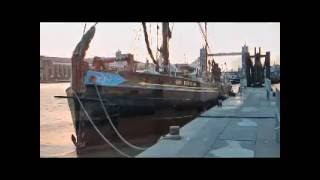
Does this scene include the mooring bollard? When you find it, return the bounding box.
[169,126,180,135]
[218,99,222,107]
[161,126,182,140]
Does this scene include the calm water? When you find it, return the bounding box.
[40,82,279,157]
[40,83,76,157]
[40,83,147,157]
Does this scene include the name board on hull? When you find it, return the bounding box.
[84,70,126,86]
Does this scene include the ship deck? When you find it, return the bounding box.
[117,82,220,93]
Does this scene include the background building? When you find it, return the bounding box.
[40,56,73,83]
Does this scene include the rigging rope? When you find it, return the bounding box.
[156,23,159,59]
[94,84,148,150]
[72,90,132,158]
[170,23,174,36]
[83,23,87,35]
[197,23,212,54]
[130,26,141,57]
[142,22,159,71]
[198,22,217,65]
[150,23,152,46]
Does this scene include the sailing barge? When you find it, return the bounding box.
[65,23,232,153]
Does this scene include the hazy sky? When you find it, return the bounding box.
[40,22,280,70]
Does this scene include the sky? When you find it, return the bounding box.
[40,22,280,71]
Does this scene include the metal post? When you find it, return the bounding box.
[241,45,248,88]
[265,52,271,79]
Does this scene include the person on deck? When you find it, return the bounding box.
[265,78,271,100]
[218,95,223,107]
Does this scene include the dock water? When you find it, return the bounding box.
[137,87,280,157]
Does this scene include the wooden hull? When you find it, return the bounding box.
[66,83,221,152]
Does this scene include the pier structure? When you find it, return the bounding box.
[200,45,271,88]
[137,87,280,157]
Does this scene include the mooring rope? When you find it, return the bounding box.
[72,90,132,158]
[94,84,148,150]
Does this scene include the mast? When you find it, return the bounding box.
[205,22,208,72]
[161,22,171,74]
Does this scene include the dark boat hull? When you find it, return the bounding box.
[66,84,221,151]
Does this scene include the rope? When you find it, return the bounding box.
[156,23,159,59]
[149,23,152,46]
[72,90,132,158]
[83,23,87,35]
[197,23,212,54]
[170,23,174,35]
[94,84,148,150]
[142,22,158,68]
[83,23,98,35]
[130,26,141,56]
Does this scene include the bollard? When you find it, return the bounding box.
[169,126,180,135]
[218,99,222,107]
[161,126,182,140]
